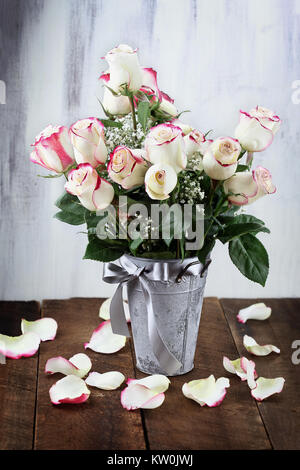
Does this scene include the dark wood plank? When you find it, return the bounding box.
[0,301,40,450]
[34,298,146,450]
[138,298,271,450]
[220,298,300,450]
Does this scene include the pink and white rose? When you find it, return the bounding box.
[70,118,108,168]
[144,123,187,174]
[105,44,143,93]
[108,146,148,189]
[99,72,131,115]
[235,106,281,152]
[223,166,276,206]
[203,136,241,180]
[184,129,213,158]
[65,163,114,211]
[145,163,177,200]
[31,125,75,173]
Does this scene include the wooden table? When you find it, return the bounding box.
[0,298,299,450]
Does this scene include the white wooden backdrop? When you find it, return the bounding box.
[1,0,300,301]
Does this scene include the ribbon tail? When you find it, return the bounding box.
[110,283,130,337]
[140,278,182,375]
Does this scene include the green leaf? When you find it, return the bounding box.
[236,164,249,172]
[229,234,269,286]
[137,101,150,131]
[100,119,123,128]
[55,192,88,217]
[140,251,176,259]
[129,237,143,255]
[83,238,123,262]
[54,211,85,226]
[37,173,63,178]
[197,238,215,264]
[218,222,269,244]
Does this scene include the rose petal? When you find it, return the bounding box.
[85,371,125,390]
[126,374,170,393]
[99,298,130,322]
[49,375,90,405]
[251,377,285,401]
[21,317,58,341]
[223,356,257,381]
[45,353,92,378]
[84,320,126,354]
[182,375,230,407]
[237,303,271,324]
[243,335,280,356]
[121,383,165,410]
[241,357,257,389]
[0,332,40,359]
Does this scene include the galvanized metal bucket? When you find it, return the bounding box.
[126,255,209,376]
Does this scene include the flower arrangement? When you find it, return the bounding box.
[31,44,280,287]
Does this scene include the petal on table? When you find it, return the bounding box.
[99,297,130,322]
[45,353,92,378]
[251,377,285,401]
[223,356,247,380]
[85,371,125,390]
[49,375,91,405]
[84,320,126,354]
[182,375,230,407]
[237,303,271,323]
[241,357,257,389]
[0,332,40,359]
[21,317,58,341]
[121,383,165,410]
[243,335,280,356]
[126,374,170,393]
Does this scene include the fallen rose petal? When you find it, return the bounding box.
[241,357,257,389]
[84,320,126,354]
[49,375,91,405]
[85,371,125,390]
[99,297,130,322]
[243,335,280,356]
[182,375,230,407]
[45,353,92,378]
[0,332,40,359]
[223,355,258,383]
[223,356,248,380]
[251,377,285,401]
[121,383,165,410]
[21,317,58,341]
[237,303,271,323]
[126,374,170,393]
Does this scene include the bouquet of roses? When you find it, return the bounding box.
[30,44,280,287]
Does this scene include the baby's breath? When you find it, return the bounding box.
[178,170,205,204]
[104,113,146,153]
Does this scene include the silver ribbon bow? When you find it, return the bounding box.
[103,255,206,375]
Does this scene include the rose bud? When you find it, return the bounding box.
[104,44,143,93]
[108,146,148,189]
[30,125,75,173]
[70,118,108,168]
[99,72,131,115]
[65,163,114,211]
[144,123,187,174]
[145,163,177,200]
[170,119,193,136]
[234,106,281,152]
[223,166,276,206]
[141,67,177,116]
[184,129,213,158]
[203,136,241,180]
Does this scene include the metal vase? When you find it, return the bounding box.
[126,255,209,376]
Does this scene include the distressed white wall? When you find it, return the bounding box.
[0,0,300,300]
